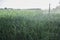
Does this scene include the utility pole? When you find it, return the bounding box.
[48,3,51,40]
[49,3,51,14]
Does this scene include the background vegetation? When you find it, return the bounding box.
[0,9,60,40]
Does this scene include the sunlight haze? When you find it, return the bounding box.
[0,0,60,9]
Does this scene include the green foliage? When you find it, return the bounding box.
[0,9,60,40]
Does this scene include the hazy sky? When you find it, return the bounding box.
[0,0,60,9]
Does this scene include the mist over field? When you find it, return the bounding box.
[0,0,60,40]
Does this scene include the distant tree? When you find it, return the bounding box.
[4,7,7,9]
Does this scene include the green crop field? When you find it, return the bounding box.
[0,9,60,40]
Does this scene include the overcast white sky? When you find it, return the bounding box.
[0,0,60,9]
